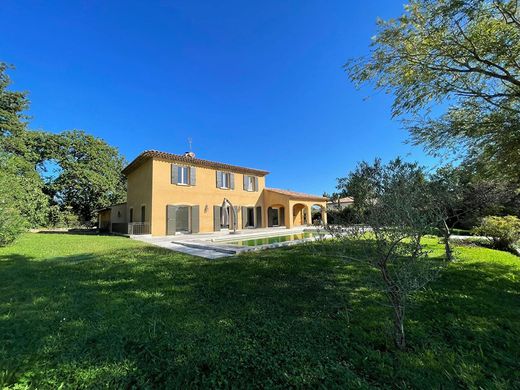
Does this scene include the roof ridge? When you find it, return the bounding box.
[265,187,327,200]
[122,150,270,176]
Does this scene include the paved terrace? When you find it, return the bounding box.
[131,226,320,259]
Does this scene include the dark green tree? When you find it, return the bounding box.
[346,0,520,180]
[50,130,126,223]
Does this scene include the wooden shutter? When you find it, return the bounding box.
[256,207,262,228]
[166,205,177,235]
[216,171,222,188]
[213,206,221,231]
[243,175,248,191]
[254,177,259,191]
[232,206,238,229]
[191,206,199,233]
[230,173,235,190]
[242,206,247,228]
[171,164,178,184]
[190,167,196,186]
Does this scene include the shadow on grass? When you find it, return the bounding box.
[1,240,519,388]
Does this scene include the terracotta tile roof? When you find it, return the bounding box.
[122,150,270,176]
[329,196,354,203]
[265,188,327,202]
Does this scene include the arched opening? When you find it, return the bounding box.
[311,204,325,225]
[267,204,285,227]
[292,203,307,226]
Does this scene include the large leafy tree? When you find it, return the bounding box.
[0,63,49,236]
[1,62,127,230]
[346,0,520,180]
[50,130,126,223]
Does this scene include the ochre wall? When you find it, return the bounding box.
[150,158,266,235]
[126,159,153,224]
[125,157,327,235]
[110,203,127,223]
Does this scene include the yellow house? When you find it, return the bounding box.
[99,150,327,236]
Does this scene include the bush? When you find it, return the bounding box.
[473,215,520,252]
[0,204,27,246]
[47,205,82,228]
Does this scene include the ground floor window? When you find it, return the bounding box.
[268,207,285,227]
[167,205,200,235]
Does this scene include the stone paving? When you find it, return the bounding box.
[131,226,316,259]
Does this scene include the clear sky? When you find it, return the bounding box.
[1,0,439,195]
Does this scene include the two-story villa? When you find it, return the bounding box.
[98,150,327,236]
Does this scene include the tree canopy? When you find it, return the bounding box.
[346,0,520,180]
[0,62,127,242]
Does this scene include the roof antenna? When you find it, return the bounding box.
[184,137,195,158]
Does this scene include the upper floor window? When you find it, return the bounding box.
[243,175,258,192]
[172,164,196,186]
[178,166,189,185]
[222,172,231,189]
[216,171,234,190]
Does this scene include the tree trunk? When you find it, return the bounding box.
[442,220,453,261]
[393,305,406,350]
[379,262,407,350]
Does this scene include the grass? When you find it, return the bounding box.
[1,233,519,389]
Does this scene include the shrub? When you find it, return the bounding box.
[47,205,82,228]
[0,204,27,246]
[473,215,520,252]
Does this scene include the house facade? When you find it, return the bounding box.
[98,150,327,236]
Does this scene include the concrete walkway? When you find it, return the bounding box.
[132,235,233,259]
[131,226,315,259]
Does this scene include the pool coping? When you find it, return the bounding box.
[171,229,328,255]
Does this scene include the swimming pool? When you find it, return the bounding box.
[225,232,314,247]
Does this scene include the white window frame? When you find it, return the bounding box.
[221,172,231,189]
[178,166,189,185]
[246,175,255,191]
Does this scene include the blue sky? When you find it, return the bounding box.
[1,0,439,195]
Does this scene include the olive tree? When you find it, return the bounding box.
[314,158,445,350]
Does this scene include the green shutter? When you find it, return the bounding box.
[166,205,178,235]
[216,171,222,188]
[190,167,196,186]
[191,206,199,233]
[171,164,178,184]
[254,177,259,191]
[213,206,221,231]
[256,206,262,228]
[230,173,235,190]
[242,206,247,228]
[243,175,248,190]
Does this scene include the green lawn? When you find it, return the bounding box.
[1,233,519,389]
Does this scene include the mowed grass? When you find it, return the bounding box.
[1,233,519,389]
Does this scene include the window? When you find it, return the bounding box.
[222,172,231,189]
[178,166,189,185]
[129,208,133,223]
[243,175,257,191]
[216,171,234,189]
[246,176,255,191]
[141,205,146,222]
